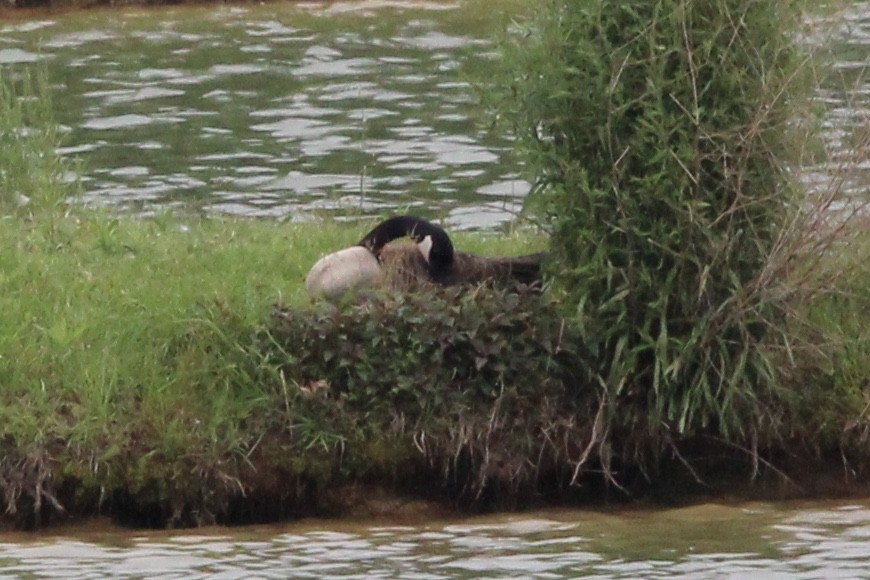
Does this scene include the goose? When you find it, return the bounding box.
[305,215,545,299]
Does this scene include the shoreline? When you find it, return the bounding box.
[1,0,868,532]
[0,211,862,532]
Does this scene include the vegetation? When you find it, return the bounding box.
[1,63,559,528]
[493,0,869,481]
[0,215,554,527]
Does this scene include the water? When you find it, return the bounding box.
[2,501,870,577]
[1,0,865,229]
[802,1,870,215]
[1,1,530,230]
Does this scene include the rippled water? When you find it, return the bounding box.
[802,1,870,215]
[3,501,870,577]
[1,1,531,229]
[0,0,866,229]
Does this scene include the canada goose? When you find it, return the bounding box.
[305,215,545,299]
[359,215,544,288]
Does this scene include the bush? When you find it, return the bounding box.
[495,0,814,444]
[263,286,595,504]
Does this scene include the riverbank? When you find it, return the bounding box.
[0,204,551,528]
[1,200,868,530]
[1,1,869,531]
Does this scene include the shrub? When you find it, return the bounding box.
[494,0,813,444]
[263,286,595,503]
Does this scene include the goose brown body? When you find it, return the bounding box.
[376,244,545,291]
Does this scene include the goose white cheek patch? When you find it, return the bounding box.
[417,235,433,263]
[305,246,383,300]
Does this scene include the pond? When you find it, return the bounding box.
[2,500,870,577]
[1,0,533,229]
[0,0,867,229]
[0,0,868,574]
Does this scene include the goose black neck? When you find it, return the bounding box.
[358,215,454,277]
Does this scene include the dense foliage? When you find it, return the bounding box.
[264,286,595,504]
[495,0,811,442]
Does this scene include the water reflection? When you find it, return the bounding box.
[0,0,867,229]
[3,502,870,577]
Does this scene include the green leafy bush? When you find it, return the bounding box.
[263,286,594,503]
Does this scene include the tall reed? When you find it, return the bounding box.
[493,0,820,462]
[0,67,76,212]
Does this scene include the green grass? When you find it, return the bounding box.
[3,202,865,528]
[0,208,546,524]
[0,216,291,446]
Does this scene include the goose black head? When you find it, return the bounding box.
[358,215,454,280]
